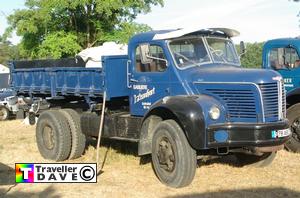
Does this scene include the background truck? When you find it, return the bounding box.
[8,28,290,188]
[0,89,17,121]
[262,37,300,153]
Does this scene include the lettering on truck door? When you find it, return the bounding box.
[130,44,170,116]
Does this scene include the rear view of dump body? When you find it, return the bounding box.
[10,56,129,100]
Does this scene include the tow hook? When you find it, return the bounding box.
[217,147,229,155]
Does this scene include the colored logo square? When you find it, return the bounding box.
[271,130,279,139]
[15,163,34,183]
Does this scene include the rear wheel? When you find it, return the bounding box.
[0,106,9,121]
[286,104,300,152]
[36,110,72,161]
[235,152,276,167]
[60,109,86,159]
[151,120,197,188]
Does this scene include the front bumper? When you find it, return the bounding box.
[207,119,290,148]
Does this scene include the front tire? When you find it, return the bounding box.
[286,104,300,152]
[0,106,10,121]
[235,152,276,167]
[151,120,197,188]
[36,110,72,161]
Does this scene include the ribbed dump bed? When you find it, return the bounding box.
[10,55,129,100]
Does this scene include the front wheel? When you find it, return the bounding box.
[235,152,276,167]
[0,106,10,121]
[151,120,197,188]
[286,104,300,152]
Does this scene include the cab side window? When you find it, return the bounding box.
[135,45,167,72]
[269,47,300,70]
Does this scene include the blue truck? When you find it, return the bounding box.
[9,28,290,188]
[262,37,300,153]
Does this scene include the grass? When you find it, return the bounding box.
[0,120,299,198]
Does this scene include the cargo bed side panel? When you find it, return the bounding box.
[11,67,104,97]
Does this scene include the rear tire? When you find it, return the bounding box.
[151,120,197,188]
[60,109,86,159]
[286,104,300,152]
[0,106,9,121]
[235,152,276,167]
[36,110,72,161]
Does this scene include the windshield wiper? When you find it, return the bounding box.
[174,52,199,66]
[208,46,228,63]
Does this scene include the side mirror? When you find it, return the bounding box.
[139,44,152,64]
[240,41,246,55]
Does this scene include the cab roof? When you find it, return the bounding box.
[129,28,240,44]
[264,37,300,47]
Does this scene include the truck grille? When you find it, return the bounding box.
[205,89,257,119]
[259,82,285,121]
[259,83,279,120]
[205,81,285,122]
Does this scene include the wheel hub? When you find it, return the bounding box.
[157,137,175,172]
[42,125,54,150]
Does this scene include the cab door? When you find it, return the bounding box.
[268,46,300,92]
[129,43,170,116]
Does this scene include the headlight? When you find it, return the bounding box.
[209,106,220,120]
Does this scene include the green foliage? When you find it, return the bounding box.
[102,22,152,44]
[5,0,164,59]
[237,42,264,68]
[0,37,20,65]
[37,31,81,59]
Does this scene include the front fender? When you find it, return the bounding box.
[143,95,226,150]
[286,87,300,107]
[286,87,300,98]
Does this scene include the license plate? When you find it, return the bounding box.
[271,128,291,138]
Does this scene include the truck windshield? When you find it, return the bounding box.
[169,37,240,68]
[169,37,211,68]
[206,37,240,65]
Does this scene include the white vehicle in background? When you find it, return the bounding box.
[0,89,18,121]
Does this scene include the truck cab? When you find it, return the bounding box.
[262,37,300,152]
[129,28,289,151]
[9,28,291,188]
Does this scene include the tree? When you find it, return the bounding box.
[0,36,20,65]
[237,42,264,68]
[5,0,163,59]
[37,31,81,59]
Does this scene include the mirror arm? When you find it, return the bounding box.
[239,50,247,58]
[146,55,168,63]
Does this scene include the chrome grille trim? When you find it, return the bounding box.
[281,81,286,118]
[258,81,285,122]
[278,80,283,120]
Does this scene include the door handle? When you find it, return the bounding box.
[126,60,131,88]
[130,78,138,82]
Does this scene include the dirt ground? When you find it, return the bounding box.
[0,120,299,198]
